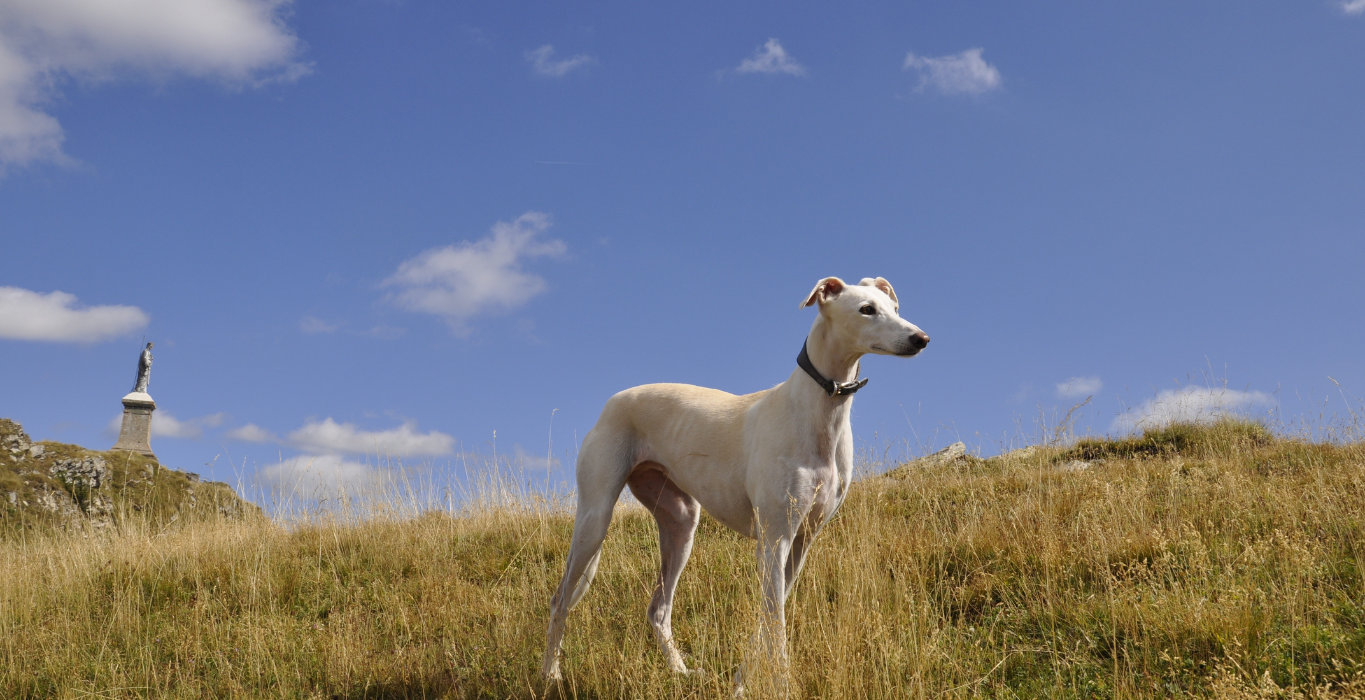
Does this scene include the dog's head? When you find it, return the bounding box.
[801,276,929,357]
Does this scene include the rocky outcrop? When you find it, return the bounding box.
[51,455,108,489]
[3,420,43,460]
[884,442,970,477]
[882,441,1103,478]
[1,418,256,536]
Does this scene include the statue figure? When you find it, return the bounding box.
[132,342,153,394]
[114,341,157,457]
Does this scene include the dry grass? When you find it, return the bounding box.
[3,420,1365,699]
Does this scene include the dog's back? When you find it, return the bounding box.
[580,383,769,527]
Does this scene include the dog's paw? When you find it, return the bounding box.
[680,653,704,676]
[665,648,700,675]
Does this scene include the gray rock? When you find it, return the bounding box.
[35,488,78,518]
[4,430,31,452]
[929,442,966,462]
[1059,460,1094,472]
[50,456,109,490]
[902,442,968,470]
[997,445,1039,460]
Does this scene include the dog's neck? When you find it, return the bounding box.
[803,319,864,389]
[792,316,860,499]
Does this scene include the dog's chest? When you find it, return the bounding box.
[818,416,854,488]
[802,461,845,527]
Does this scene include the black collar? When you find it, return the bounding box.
[797,339,868,397]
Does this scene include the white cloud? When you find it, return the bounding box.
[1110,386,1274,434]
[511,444,561,472]
[1056,376,1103,399]
[735,38,805,76]
[1343,0,1365,15]
[299,316,338,334]
[365,324,405,340]
[253,417,452,498]
[524,45,594,77]
[287,418,454,457]
[0,286,148,342]
[227,423,277,443]
[153,411,225,438]
[106,410,226,439]
[256,453,379,499]
[903,48,1002,95]
[0,0,308,167]
[382,211,567,330]
[0,41,64,164]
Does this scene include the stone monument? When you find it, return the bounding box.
[112,342,156,459]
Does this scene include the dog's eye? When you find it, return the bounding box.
[859,305,876,316]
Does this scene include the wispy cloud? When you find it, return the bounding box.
[155,412,226,439]
[1343,0,1365,15]
[246,417,452,498]
[382,212,567,331]
[106,411,226,439]
[524,45,594,77]
[0,0,308,168]
[1111,386,1274,434]
[735,38,805,76]
[511,444,561,472]
[0,286,148,342]
[903,48,1002,95]
[287,418,454,457]
[227,423,277,443]
[299,316,339,334]
[462,26,493,46]
[1056,376,1103,399]
[365,324,405,340]
[256,453,381,499]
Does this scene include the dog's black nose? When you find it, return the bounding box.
[909,332,929,350]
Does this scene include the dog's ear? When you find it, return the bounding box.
[800,277,846,308]
[859,277,898,311]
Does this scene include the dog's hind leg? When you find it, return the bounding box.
[542,491,619,680]
[542,433,632,681]
[628,465,701,674]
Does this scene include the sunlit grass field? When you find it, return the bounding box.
[3,420,1365,698]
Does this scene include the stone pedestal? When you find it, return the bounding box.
[111,392,156,459]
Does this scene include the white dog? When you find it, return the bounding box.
[541,276,929,689]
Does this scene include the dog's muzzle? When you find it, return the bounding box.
[900,332,930,356]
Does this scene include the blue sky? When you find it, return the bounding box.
[2,0,1363,496]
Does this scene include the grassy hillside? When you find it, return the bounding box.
[3,420,1364,698]
[1,418,255,537]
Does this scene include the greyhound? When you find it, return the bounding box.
[541,276,929,689]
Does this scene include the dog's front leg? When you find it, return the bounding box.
[757,533,793,662]
[733,521,798,695]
